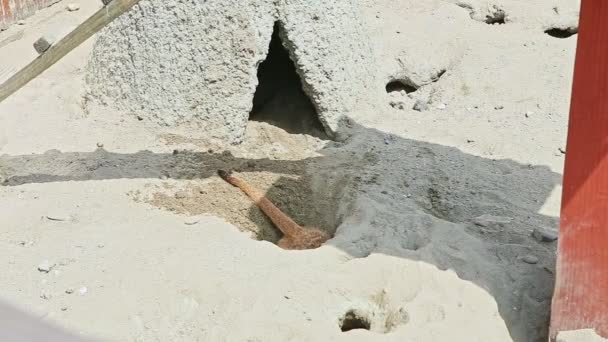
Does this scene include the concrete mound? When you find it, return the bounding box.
[85,0,381,144]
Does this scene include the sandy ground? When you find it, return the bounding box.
[0,0,582,341]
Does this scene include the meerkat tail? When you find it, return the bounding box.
[217,170,301,237]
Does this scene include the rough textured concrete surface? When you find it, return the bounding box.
[86,0,380,144]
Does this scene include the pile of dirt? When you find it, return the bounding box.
[130,122,343,244]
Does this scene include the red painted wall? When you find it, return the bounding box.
[0,0,61,30]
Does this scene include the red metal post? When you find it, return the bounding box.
[0,0,60,29]
[549,0,608,339]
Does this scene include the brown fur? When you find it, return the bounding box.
[217,170,330,250]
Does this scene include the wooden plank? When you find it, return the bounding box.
[0,0,141,103]
[549,0,608,339]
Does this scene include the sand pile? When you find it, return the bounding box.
[86,0,380,143]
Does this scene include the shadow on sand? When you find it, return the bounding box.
[0,120,561,342]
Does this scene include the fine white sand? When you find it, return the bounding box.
[0,1,579,341]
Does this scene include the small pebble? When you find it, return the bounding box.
[472,214,512,227]
[524,111,534,118]
[17,20,26,25]
[175,191,188,199]
[466,139,475,143]
[184,216,201,225]
[389,100,406,110]
[66,3,80,11]
[40,292,51,300]
[46,214,70,221]
[65,288,74,294]
[136,115,144,121]
[78,287,88,295]
[494,105,504,110]
[435,103,447,110]
[96,142,104,148]
[413,100,429,112]
[97,243,105,248]
[532,227,558,242]
[521,254,539,264]
[61,307,68,311]
[33,36,53,54]
[38,260,55,273]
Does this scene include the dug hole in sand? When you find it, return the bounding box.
[0,0,587,341]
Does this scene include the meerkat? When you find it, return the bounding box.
[217,170,330,250]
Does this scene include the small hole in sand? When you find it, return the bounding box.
[485,9,506,24]
[385,81,417,94]
[544,27,577,38]
[340,310,371,332]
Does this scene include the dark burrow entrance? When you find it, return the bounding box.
[385,80,417,94]
[249,22,328,139]
[339,310,372,332]
[544,27,577,38]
